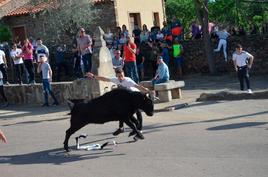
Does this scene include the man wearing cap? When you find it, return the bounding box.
[77,28,93,73]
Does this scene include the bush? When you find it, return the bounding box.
[0,26,12,43]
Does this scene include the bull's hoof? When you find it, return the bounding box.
[134,132,144,140]
[128,130,136,137]
[64,144,70,152]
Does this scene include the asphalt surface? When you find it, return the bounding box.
[0,74,268,177]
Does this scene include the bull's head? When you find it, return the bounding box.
[141,93,154,116]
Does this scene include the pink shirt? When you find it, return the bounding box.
[22,43,33,60]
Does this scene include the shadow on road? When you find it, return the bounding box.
[154,101,220,113]
[2,117,69,127]
[0,147,125,165]
[0,105,69,120]
[207,122,268,131]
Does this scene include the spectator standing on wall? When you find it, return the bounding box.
[172,38,184,79]
[123,35,139,83]
[136,47,145,81]
[214,28,230,62]
[122,25,129,37]
[161,42,170,66]
[104,28,114,45]
[171,17,183,41]
[72,43,81,78]
[22,39,36,85]
[150,21,161,42]
[132,25,142,45]
[36,38,49,63]
[190,21,202,39]
[0,70,8,107]
[55,45,68,81]
[77,28,93,73]
[0,47,8,85]
[10,43,24,84]
[232,44,254,94]
[37,56,59,107]
[148,40,160,77]
[140,24,150,43]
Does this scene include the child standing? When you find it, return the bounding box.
[37,56,59,107]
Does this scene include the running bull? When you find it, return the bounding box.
[63,89,154,152]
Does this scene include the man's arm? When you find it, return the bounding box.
[3,54,7,64]
[134,84,150,93]
[127,43,136,54]
[49,67,53,80]
[85,72,111,82]
[247,53,254,69]
[232,59,238,72]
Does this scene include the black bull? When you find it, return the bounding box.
[64,89,154,152]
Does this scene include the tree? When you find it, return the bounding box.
[193,0,216,74]
[30,0,99,46]
[0,25,12,43]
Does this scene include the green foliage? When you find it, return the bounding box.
[30,0,99,46]
[0,25,12,43]
[166,0,195,32]
[166,0,268,31]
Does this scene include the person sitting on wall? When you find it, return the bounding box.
[152,56,170,86]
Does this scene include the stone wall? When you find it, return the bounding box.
[0,27,116,105]
[182,35,268,75]
[0,80,98,104]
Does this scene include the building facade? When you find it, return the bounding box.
[1,0,166,43]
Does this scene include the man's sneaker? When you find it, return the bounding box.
[112,128,124,136]
[247,89,253,94]
[42,103,49,107]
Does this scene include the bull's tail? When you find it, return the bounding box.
[67,99,75,110]
[66,99,75,115]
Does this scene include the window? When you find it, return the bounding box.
[12,26,26,43]
[153,12,160,27]
[129,13,141,32]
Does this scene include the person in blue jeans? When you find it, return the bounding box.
[37,56,59,107]
[152,56,170,85]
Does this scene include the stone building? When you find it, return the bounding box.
[0,0,166,43]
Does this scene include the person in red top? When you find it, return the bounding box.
[123,35,139,83]
[22,38,36,85]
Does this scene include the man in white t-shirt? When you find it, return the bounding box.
[0,49,8,84]
[86,68,150,136]
[36,38,49,63]
[10,43,24,84]
[232,44,254,93]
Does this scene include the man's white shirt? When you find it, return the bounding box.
[110,77,139,92]
[0,50,5,64]
[10,48,24,65]
[232,51,253,67]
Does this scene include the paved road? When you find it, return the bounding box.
[0,98,268,177]
[1,74,268,177]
